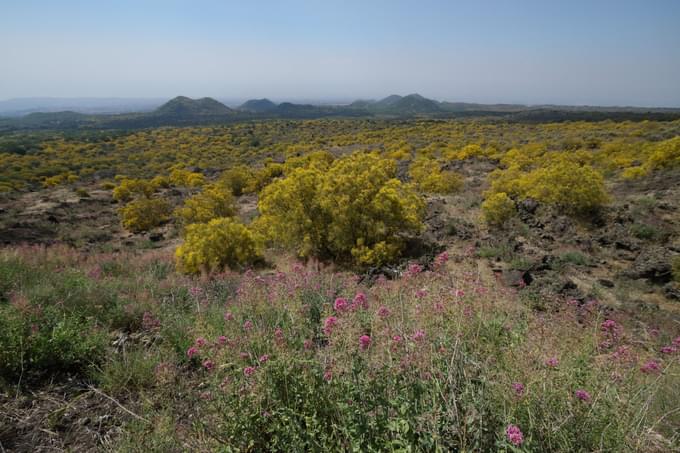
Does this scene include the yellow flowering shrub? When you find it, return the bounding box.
[174,184,236,225]
[282,150,335,174]
[408,157,463,194]
[112,178,156,201]
[646,136,680,170]
[257,152,424,267]
[119,197,171,232]
[621,166,648,180]
[481,192,516,226]
[247,162,284,193]
[521,160,608,213]
[175,217,262,274]
[219,165,255,196]
[486,153,608,215]
[169,169,205,188]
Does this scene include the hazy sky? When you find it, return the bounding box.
[2,0,680,106]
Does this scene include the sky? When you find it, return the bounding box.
[1,0,680,106]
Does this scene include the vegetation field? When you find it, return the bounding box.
[1,117,680,451]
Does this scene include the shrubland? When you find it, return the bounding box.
[1,117,680,451]
[0,246,678,451]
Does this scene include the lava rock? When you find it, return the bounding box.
[624,246,673,284]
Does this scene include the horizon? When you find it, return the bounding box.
[3,93,680,112]
[2,1,680,107]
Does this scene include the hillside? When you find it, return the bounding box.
[238,98,278,113]
[154,96,233,116]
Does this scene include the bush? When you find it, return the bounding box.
[0,305,106,382]
[522,160,608,213]
[175,217,263,274]
[257,152,424,267]
[247,162,284,193]
[219,165,255,196]
[621,166,648,180]
[112,178,157,201]
[169,169,205,188]
[646,136,680,170]
[481,192,516,226]
[174,184,237,225]
[488,156,608,215]
[409,157,463,194]
[119,197,171,232]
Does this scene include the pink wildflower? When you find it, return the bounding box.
[640,360,661,374]
[243,320,253,331]
[545,357,559,368]
[454,289,465,298]
[195,337,206,347]
[186,346,198,359]
[259,354,269,363]
[334,297,348,312]
[673,336,680,346]
[243,366,256,377]
[405,263,423,277]
[601,319,617,331]
[303,339,314,350]
[359,335,371,351]
[202,359,215,371]
[323,316,338,335]
[412,330,426,342]
[415,288,428,298]
[433,251,449,268]
[512,382,525,396]
[392,335,402,343]
[323,369,333,382]
[353,292,368,309]
[274,327,285,345]
[377,306,391,319]
[574,389,591,402]
[661,345,677,354]
[142,311,161,330]
[224,311,234,321]
[216,335,227,346]
[506,424,524,446]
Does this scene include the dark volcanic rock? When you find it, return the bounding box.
[624,247,674,283]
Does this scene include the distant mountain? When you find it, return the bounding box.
[0,97,164,117]
[389,94,442,114]
[355,94,442,115]
[154,96,233,116]
[440,102,527,113]
[374,94,403,108]
[238,98,278,113]
[3,94,680,132]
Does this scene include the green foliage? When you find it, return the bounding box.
[119,197,171,232]
[257,152,425,267]
[0,306,106,382]
[219,165,255,196]
[481,192,516,226]
[175,217,263,274]
[408,157,463,193]
[673,256,680,283]
[628,223,659,241]
[174,183,236,225]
